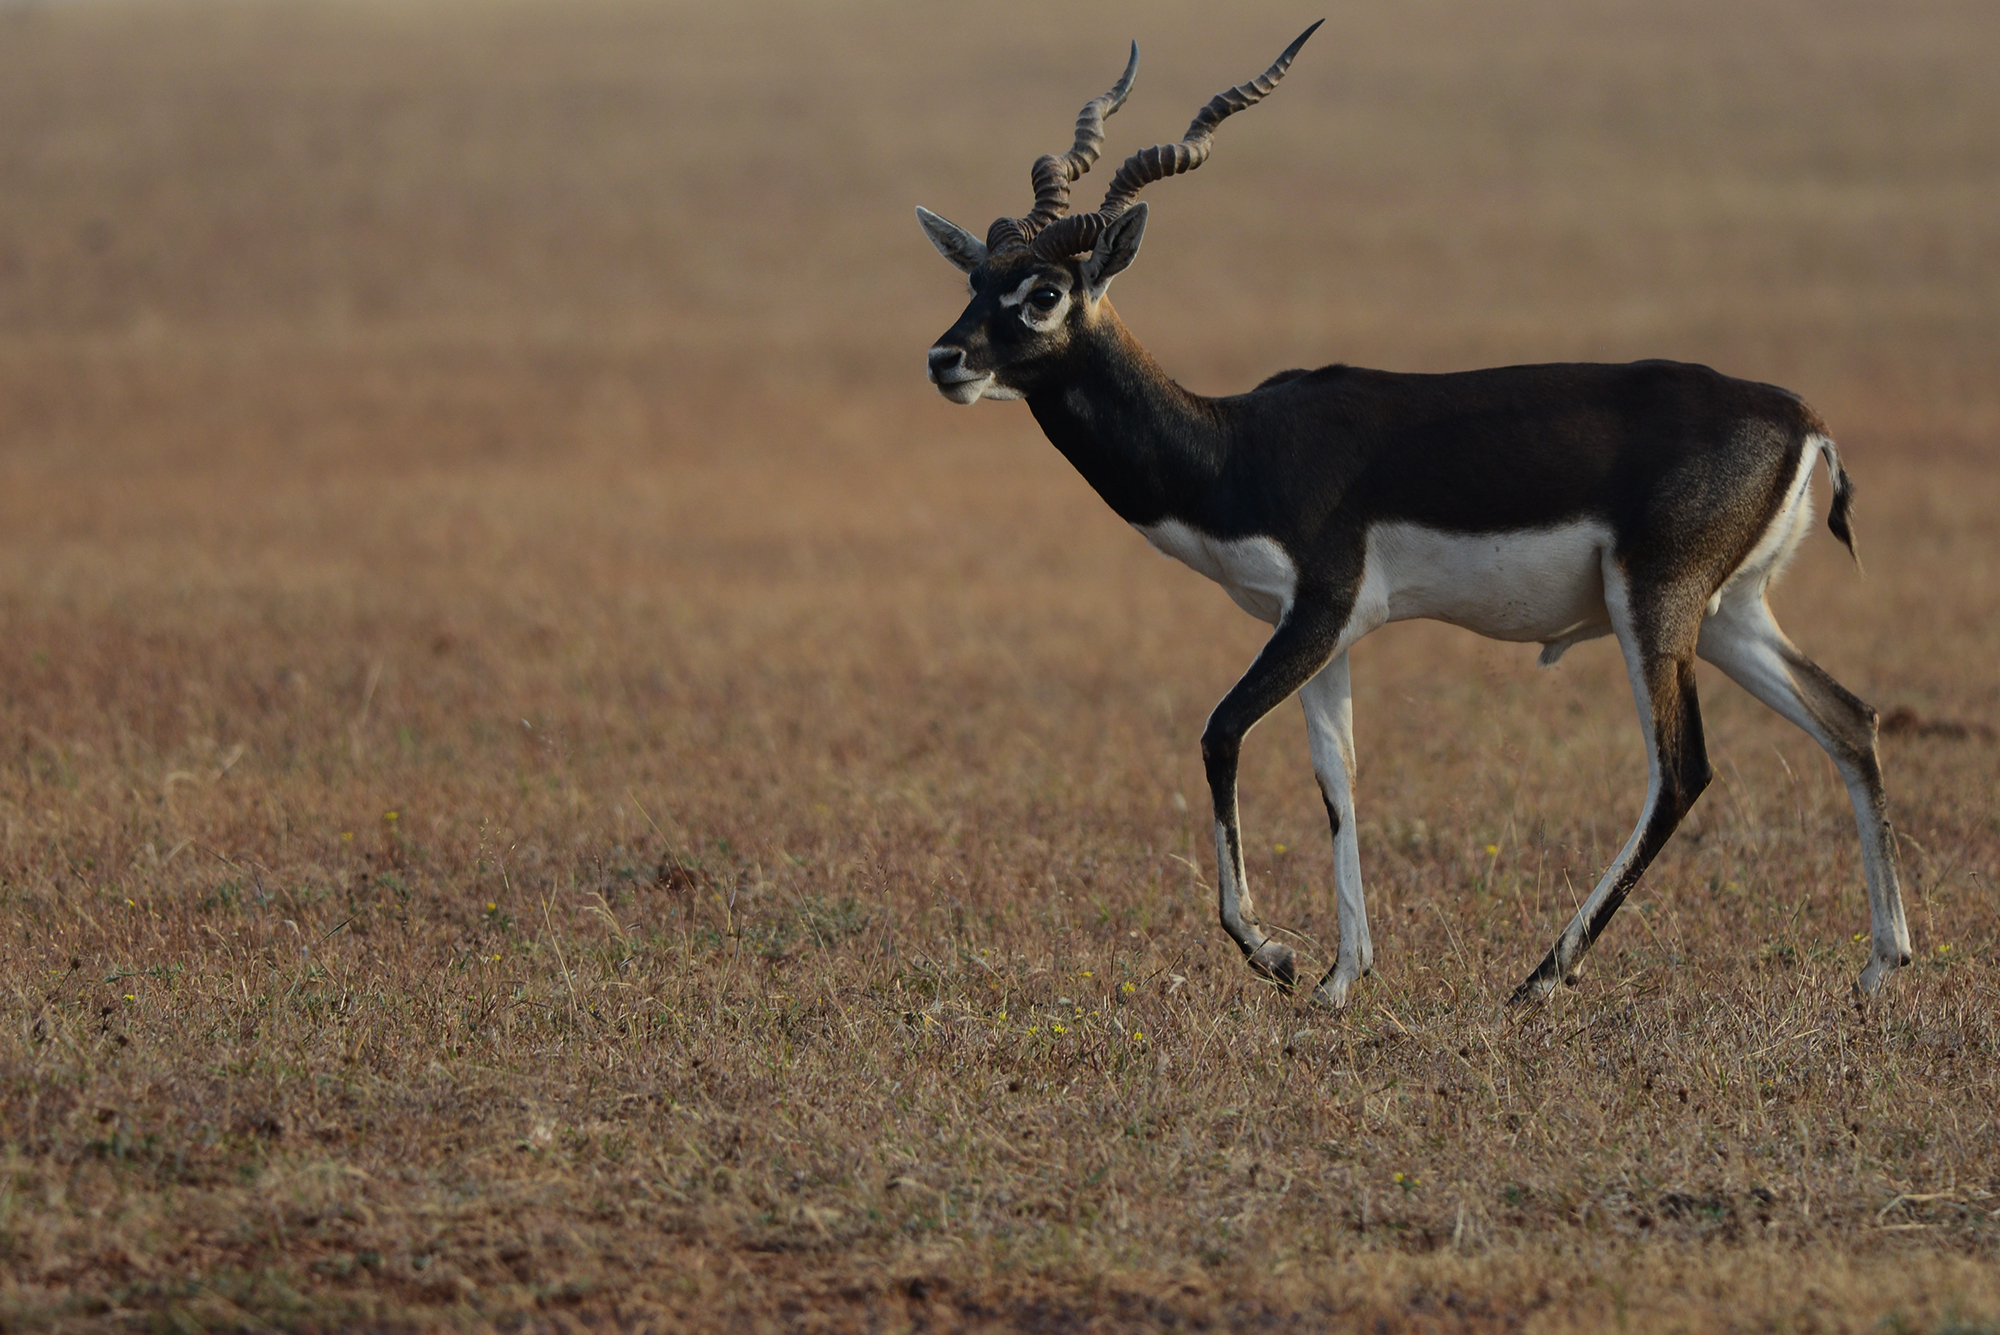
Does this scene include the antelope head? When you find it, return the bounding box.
[918,23,1321,405]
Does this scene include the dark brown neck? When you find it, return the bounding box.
[1025,308,1227,526]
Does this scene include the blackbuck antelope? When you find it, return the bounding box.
[916,24,1911,1007]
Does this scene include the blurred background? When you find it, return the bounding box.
[6,0,1996,451]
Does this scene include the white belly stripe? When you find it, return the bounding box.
[1133,519,1297,625]
[1358,520,1614,651]
[1136,516,1615,661]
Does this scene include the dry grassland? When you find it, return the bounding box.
[1,0,1997,1329]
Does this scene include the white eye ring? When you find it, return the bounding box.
[1020,288,1068,329]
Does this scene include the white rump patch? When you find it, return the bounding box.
[1710,437,1819,608]
[1356,520,1616,657]
[1133,520,1298,625]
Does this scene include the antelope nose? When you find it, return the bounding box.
[927,346,965,379]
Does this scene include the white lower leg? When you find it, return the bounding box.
[1215,817,1294,983]
[1698,596,1911,992]
[1515,779,1661,1002]
[1320,801,1371,1005]
[1301,655,1371,1007]
[1516,568,1668,1004]
[1848,779,1911,992]
[1213,817,1264,952]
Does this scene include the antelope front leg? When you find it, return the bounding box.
[1299,651,1372,1008]
[1200,605,1344,990]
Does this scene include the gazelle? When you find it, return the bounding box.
[915,24,1911,1007]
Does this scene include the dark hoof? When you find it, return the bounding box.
[1504,943,1568,1007]
[1508,956,1562,1007]
[1857,948,1908,995]
[1311,962,1366,1010]
[1248,940,1297,991]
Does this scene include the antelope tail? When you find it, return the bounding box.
[1818,436,1861,572]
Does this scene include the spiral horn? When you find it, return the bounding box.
[1029,21,1320,261]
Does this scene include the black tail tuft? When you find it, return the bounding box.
[1820,438,1861,571]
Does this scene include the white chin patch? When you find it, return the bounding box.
[935,375,990,405]
[979,381,1024,401]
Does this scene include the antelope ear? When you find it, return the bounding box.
[916,207,988,274]
[1081,202,1146,299]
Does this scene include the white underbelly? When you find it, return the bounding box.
[1359,520,1613,647]
[1133,518,1296,625]
[1133,515,1614,659]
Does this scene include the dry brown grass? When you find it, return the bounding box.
[1,0,1997,1330]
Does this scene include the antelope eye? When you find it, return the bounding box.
[1027,287,1063,312]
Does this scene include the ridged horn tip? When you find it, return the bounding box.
[1025,24,1323,261]
[1109,40,1139,111]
